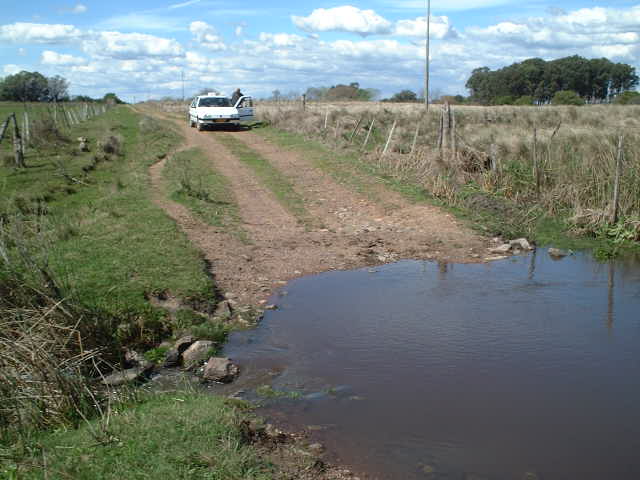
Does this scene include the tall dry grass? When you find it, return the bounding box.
[256,102,640,239]
[0,216,117,441]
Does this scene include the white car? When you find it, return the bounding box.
[188,93,255,131]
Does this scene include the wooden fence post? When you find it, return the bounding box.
[0,115,11,144]
[533,127,540,196]
[324,109,329,130]
[349,116,363,143]
[611,135,624,224]
[451,107,457,161]
[410,122,420,156]
[11,114,25,168]
[382,119,397,157]
[361,118,375,151]
[301,94,306,111]
[490,143,498,172]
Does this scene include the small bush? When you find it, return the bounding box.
[514,95,534,106]
[551,90,585,106]
[99,134,123,156]
[614,91,640,105]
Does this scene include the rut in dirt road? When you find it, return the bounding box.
[146,107,489,309]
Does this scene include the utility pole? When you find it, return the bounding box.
[181,70,185,102]
[425,0,431,111]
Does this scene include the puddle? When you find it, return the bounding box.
[224,250,640,480]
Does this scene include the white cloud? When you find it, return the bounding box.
[98,13,186,32]
[395,15,458,39]
[259,33,306,47]
[82,31,185,59]
[378,0,516,11]
[0,22,82,44]
[3,64,23,75]
[190,21,227,51]
[71,4,87,14]
[292,6,393,36]
[467,5,640,52]
[41,50,87,65]
[169,0,201,9]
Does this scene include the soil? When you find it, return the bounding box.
[146,108,490,308]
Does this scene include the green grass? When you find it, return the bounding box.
[215,134,316,227]
[1,106,215,345]
[162,147,248,242]
[6,394,273,480]
[254,126,431,211]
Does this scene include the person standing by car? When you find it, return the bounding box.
[231,88,243,105]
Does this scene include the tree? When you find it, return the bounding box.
[0,71,49,102]
[47,75,69,102]
[389,90,418,102]
[103,93,125,105]
[465,56,638,105]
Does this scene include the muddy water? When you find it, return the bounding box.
[224,250,640,480]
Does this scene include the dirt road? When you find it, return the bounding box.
[147,109,489,308]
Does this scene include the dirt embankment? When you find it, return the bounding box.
[146,109,489,308]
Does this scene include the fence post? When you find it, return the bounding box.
[349,116,363,143]
[490,143,498,172]
[301,94,306,111]
[410,121,420,156]
[611,135,624,224]
[324,108,329,130]
[533,127,540,196]
[450,107,457,161]
[361,117,375,151]
[382,119,397,157]
[11,114,25,168]
[0,115,11,144]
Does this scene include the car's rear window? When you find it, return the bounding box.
[198,97,230,107]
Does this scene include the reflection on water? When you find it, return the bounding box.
[224,250,640,480]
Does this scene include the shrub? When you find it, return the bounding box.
[551,90,585,106]
[614,91,640,105]
[514,95,534,106]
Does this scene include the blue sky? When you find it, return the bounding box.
[1,1,639,101]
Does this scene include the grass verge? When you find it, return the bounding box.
[162,147,248,242]
[1,106,215,345]
[4,393,273,480]
[215,134,317,228]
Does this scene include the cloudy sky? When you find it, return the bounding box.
[1,1,639,101]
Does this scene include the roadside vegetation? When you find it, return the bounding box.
[215,134,317,228]
[162,147,248,242]
[257,103,640,256]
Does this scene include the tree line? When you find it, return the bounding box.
[465,55,639,105]
[0,70,124,104]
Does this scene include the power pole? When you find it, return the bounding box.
[425,0,431,111]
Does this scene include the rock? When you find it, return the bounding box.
[202,357,239,383]
[124,349,144,366]
[510,238,533,250]
[548,247,569,258]
[182,340,214,370]
[489,243,512,254]
[308,442,325,454]
[264,304,277,310]
[174,335,195,354]
[264,423,287,443]
[102,363,153,386]
[163,349,180,368]
[214,300,233,318]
